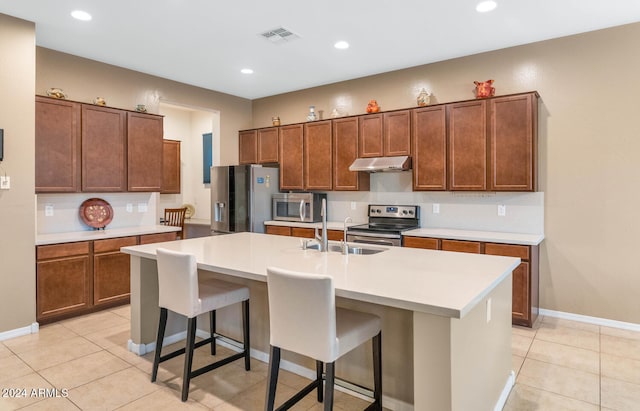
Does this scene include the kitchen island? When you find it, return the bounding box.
[121,232,519,411]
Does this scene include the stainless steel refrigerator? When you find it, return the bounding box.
[210,165,279,234]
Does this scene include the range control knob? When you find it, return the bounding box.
[408,210,414,215]
[402,210,408,215]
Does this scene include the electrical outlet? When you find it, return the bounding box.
[126,203,133,213]
[138,203,148,213]
[432,203,440,214]
[45,204,54,217]
[350,202,356,210]
[0,175,10,190]
[497,204,506,216]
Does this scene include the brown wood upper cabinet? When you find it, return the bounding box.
[332,117,370,191]
[358,111,411,158]
[412,106,447,191]
[278,124,305,190]
[239,130,258,164]
[35,97,81,193]
[161,139,181,194]
[448,100,488,191]
[127,112,163,192]
[82,105,127,192]
[239,128,279,164]
[304,120,333,190]
[489,93,537,191]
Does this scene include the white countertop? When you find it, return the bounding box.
[36,225,181,246]
[121,232,519,319]
[404,228,544,246]
[264,220,360,230]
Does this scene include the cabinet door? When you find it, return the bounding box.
[448,100,487,191]
[511,262,530,324]
[304,120,332,190]
[279,124,304,190]
[489,93,537,191]
[383,110,411,156]
[93,252,131,306]
[35,97,81,193]
[239,130,258,164]
[291,227,315,238]
[441,239,482,253]
[127,112,163,192]
[258,128,279,164]
[412,106,447,190]
[82,105,127,192]
[265,225,291,236]
[358,114,384,157]
[161,139,181,194]
[333,117,370,191]
[139,232,178,244]
[37,255,91,321]
[403,236,440,250]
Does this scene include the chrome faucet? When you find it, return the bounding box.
[313,198,329,252]
[342,217,352,254]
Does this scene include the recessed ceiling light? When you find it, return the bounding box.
[334,41,349,50]
[240,68,254,74]
[71,10,92,21]
[476,1,497,13]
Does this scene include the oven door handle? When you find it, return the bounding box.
[347,235,399,247]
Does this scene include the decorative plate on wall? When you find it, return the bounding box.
[79,198,113,229]
[182,203,195,219]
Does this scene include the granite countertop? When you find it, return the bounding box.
[36,225,181,246]
[121,232,519,319]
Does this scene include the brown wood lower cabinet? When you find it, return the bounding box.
[93,236,137,306]
[36,232,178,324]
[265,225,342,241]
[404,236,539,327]
[36,242,91,323]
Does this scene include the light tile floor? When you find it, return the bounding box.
[1,307,639,410]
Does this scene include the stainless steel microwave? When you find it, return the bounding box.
[272,192,327,223]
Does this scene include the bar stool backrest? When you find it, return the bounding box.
[156,248,200,318]
[266,267,338,363]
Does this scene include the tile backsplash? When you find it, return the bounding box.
[37,192,158,234]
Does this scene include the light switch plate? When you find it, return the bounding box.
[45,204,54,217]
[432,203,440,214]
[497,204,506,216]
[126,203,133,213]
[350,202,356,210]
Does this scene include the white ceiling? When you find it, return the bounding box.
[1,0,640,100]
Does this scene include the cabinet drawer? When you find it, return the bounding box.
[441,239,481,254]
[403,236,439,250]
[485,243,529,260]
[325,229,343,242]
[139,232,178,245]
[265,225,291,236]
[94,236,138,254]
[291,227,315,238]
[37,242,90,260]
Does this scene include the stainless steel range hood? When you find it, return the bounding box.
[348,156,411,172]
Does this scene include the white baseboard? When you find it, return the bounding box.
[494,371,515,411]
[539,308,640,331]
[0,322,39,342]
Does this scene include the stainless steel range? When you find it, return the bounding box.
[347,205,420,247]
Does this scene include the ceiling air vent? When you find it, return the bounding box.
[260,27,300,44]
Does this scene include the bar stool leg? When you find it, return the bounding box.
[324,362,335,411]
[264,345,281,411]
[182,317,197,402]
[373,332,382,410]
[210,310,216,355]
[243,300,251,371]
[151,308,168,382]
[316,360,324,402]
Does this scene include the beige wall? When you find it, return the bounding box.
[36,47,252,166]
[253,23,640,323]
[0,15,36,332]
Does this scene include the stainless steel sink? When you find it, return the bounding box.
[303,241,387,255]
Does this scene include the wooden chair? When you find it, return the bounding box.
[163,207,187,239]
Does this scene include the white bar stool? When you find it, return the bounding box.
[151,248,250,401]
[264,266,382,411]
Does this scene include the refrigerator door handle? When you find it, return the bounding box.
[299,200,306,222]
